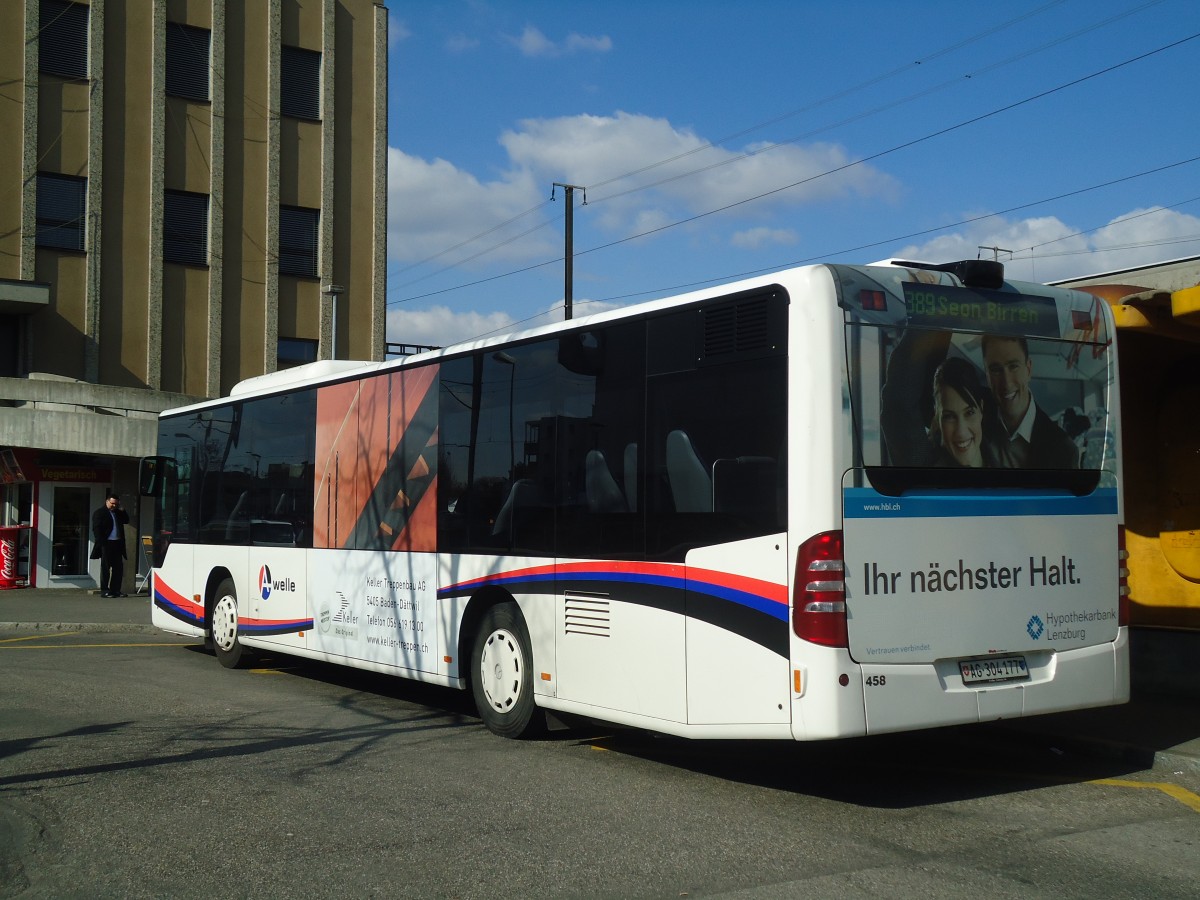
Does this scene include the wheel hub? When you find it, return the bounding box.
[480,628,523,713]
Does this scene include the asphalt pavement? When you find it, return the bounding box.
[2,586,1197,774]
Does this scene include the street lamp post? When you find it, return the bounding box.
[322,284,344,360]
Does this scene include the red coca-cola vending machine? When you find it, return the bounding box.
[0,525,31,590]
[1,449,33,589]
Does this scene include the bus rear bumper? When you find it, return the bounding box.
[860,629,1130,736]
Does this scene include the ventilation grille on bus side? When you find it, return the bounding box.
[703,296,772,358]
[564,593,611,637]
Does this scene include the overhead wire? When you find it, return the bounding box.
[575,185,1200,311]
[389,200,556,280]
[583,0,1081,192]
[389,0,1082,290]
[389,205,561,291]
[589,0,1170,206]
[446,210,1200,344]
[392,0,1168,290]
[390,29,1200,308]
[570,33,1200,262]
[460,226,1200,340]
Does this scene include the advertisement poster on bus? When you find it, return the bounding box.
[307,550,440,673]
[304,364,443,671]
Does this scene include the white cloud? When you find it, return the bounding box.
[387,295,635,351]
[499,112,896,229]
[1085,207,1200,274]
[564,32,613,53]
[387,305,517,350]
[387,147,556,270]
[630,207,673,237]
[894,208,1200,283]
[389,19,411,46]
[569,297,628,319]
[731,227,799,249]
[509,25,612,57]
[513,25,556,57]
[445,33,479,53]
[388,113,896,279]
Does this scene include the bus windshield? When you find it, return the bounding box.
[836,265,1115,495]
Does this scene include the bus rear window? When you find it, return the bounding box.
[834,266,1115,493]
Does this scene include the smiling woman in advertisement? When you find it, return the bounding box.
[881,328,1010,469]
[931,355,1008,468]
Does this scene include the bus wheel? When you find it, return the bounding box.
[211,578,247,669]
[470,602,542,738]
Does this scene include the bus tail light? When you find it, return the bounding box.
[1117,525,1130,626]
[794,530,848,647]
[859,290,886,311]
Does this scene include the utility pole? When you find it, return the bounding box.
[552,183,586,319]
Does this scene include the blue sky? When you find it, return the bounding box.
[383,0,1200,348]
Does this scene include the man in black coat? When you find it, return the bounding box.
[90,491,130,597]
[982,335,1079,469]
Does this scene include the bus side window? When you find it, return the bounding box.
[554,323,647,560]
[665,430,711,513]
[584,450,627,513]
[623,443,638,513]
[646,355,787,557]
[713,456,777,521]
[438,344,558,555]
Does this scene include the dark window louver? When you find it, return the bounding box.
[704,305,737,356]
[278,337,319,370]
[40,0,89,80]
[166,22,211,101]
[164,190,209,266]
[703,298,773,358]
[36,173,87,251]
[279,206,319,277]
[280,45,321,120]
[736,300,770,350]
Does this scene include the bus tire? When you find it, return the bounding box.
[470,602,543,738]
[211,578,248,669]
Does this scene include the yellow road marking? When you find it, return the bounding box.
[916,765,1200,815]
[585,746,1200,813]
[1091,778,1200,813]
[872,758,1200,815]
[0,631,83,643]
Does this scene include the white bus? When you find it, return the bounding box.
[141,259,1127,739]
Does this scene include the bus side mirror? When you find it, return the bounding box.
[139,456,174,496]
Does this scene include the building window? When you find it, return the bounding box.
[39,0,89,80]
[36,173,87,251]
[280,45,321,120]
[166,22,211,101]
[0,316,18,378]
[279,206,319,277]
[164,190,209,266]
[278,338,319,370]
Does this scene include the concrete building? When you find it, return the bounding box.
[0,0,388,591]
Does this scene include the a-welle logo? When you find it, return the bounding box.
[258,565,297,601]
